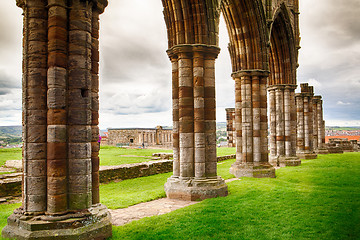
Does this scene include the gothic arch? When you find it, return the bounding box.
[221,0,269,71]
[269,3,297,85]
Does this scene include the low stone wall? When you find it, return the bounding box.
[0,155,237,198]
[99,160,173,183]
[0,173,22,198]
[217,155,236,162]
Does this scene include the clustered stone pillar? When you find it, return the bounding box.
[295,83,317,159]
[313,95,329,154]
[230,71,275,178]
[2,1,112,239]
[165,44,228,200]
[268,85,300,167]
[226,108,236,147]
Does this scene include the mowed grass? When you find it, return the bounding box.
[0,146,234,167]
[100,158,236,209]
[0,148,21,166]
[217,147,236,156]
[0,153,359,239]
[110,153,360,240]
[99,145,172,166]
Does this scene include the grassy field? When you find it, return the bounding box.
[108,152,360,240]
[0,148,21,166]
[0,146,235,167]
[0,153,359,239]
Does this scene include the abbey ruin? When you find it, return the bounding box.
[2,0,324,239]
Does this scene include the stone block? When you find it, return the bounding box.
[48,67,67,88]
[68,109,91,125]
[68,175,91,194]
[47,159,67,177]
[47,125,67,143]
[27,125,47,143]
[26,143,47,160]
[68,192,91,210]
[68,143,91,159]
[47,176,67,195]
[47,142,67,160]
[69,159,91,176]
[68,125,92,143]
[26,160,46,176]
[26,176,46,195]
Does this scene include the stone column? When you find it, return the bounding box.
[226,108,236,147]
[314,96,329,154]
[312,96,320,151]
[295,83,317,159]
[268,85,300,167]
[268,87,277,165]
[230,70,275,178]
[2,1,112,239]
[165,45,228,200]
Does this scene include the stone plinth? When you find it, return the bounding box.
[316,148,329,154]
[2,204,112,240]
[279,156,301,167]
[296,152,318,159]
[165,176,228,201]
[230,163,275,178]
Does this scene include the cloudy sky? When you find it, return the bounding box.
[0,0,359,129]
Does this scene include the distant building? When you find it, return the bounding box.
[107,126,172,148]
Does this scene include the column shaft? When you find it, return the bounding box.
[91,9,100,205]
[275,87,285,157]
[268,88,276,162]
[47,1,68,214]
[204,57,217,177]
[230,71,274,178]
[178,52,194,178]
[165,45,227,201]
[284,87,291,157]
[23,0,48,213]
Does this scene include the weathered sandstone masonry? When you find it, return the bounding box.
[295,83,317,159]
[268,85,300,167]
[164,45,228,200]
[229,71,275,178]
[312,96,329,154]
[2,1,112,239]
[226,108,236,147]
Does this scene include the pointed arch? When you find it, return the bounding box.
[269,3,297,85]
[221,0,269,71]
[162,0,221,47]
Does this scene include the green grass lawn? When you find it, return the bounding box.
[100,158,236,209]
[217,147,236,156]
[0,148,21,167]
[1,152,359,239]
[109,153,360,239]
[99,146,173,166]
[0,146,234,167]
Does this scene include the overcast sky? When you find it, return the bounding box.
[0,0,359,129]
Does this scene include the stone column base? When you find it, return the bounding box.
[164,176,228,201]
[279,156,301,167]
[269,155,279,167]
[2,204,112,240]
[230,163,276,178]
[316,148,329,154]
[297,152,318,159]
